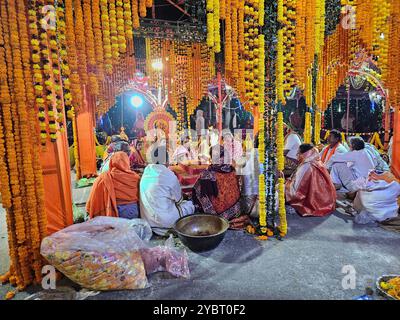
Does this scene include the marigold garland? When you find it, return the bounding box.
[314,111,321,145]
[92,0,105,78]
[304,111,312,144]
[132,0,140,29]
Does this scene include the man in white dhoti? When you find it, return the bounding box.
[330,137,376,193]
[353,171,400,224]
[171,136,193,164]
[140,146,195,235]
[320,130,348,171]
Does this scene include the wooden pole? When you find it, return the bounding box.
[383,98,391,150]
[217,71,222,140]
[346,84,350,135]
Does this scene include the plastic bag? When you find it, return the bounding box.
[124,218,153,241]
[140,235,190,279]
[41,217,148,291]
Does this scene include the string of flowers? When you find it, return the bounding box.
[139,0,147,18]
[304,111,312,143]
[213,0,221,53]
[17,0,43,283]
[132,0,140,28]
[314,111,321,145]
[65,0,83,110]
[92,0,105,78]
[109,0,120,60]
[116,0,127,54]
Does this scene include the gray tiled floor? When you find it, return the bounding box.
[1,207,399,300]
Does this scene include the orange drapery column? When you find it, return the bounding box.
[253,110,259,134]
[391,108,400,178]
[76,86,97,177]
[40,129,73,235]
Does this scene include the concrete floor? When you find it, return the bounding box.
[1,205,400,300]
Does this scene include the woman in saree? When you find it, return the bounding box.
[129,138,146,169]
[86,152,140,220]
[192,145,243,224]
[285,144,336,217]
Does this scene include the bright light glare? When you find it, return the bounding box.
[131,95,143,108]
[151,60,163,71]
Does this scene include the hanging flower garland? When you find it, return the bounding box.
[65,0,83,110]
[231,1,239,82]
[123,0,133,41]
[116,0,127,54]
[29,0,47,146]
[92,0,105,78]
[1,0,46,289]
[109,0,120,60]
[132,0,140,29]
[225,1,232,72]
[40,0,57,142]
[314,111,321,145]
[304,111,312,143]
[100,0,113,74]
[206,0,221,53]
[139,0,147,18]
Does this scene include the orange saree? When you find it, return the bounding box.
[285,148,336,217]
[86,152,140,218]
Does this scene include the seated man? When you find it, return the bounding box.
[283,124,302,177]
[140,145,195,236]
[100,140,131,173]
[86,152,140,219]
[320,129,348,170]
[172,136,193,164]
[330,136,375,193]
[285,144,336,217]
[364,142,389,172]
[353,171,400,224]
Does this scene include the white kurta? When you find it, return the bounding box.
[140,164,195,235]
[330,149,375,182]
[353,180,400,224]
[284,133,302,160]
[241,149,260,196]
[365,143,389,172]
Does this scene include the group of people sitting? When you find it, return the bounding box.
[86,124,400,238]
[284,126,400,225]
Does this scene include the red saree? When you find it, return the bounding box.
[285,148,336,217]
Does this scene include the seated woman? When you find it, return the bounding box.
[86,152,140,219]
[192,145,242,222]
[129,138,146,169]
[140,145,195,236]
[353,171,400,224]
[285,144,336,217]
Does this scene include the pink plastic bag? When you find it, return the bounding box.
[140,235,190,279]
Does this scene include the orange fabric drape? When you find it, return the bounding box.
[86,152,140,218]
[40,130,73,235]
[76,87,97,177]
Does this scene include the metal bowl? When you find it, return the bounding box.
[173,214,229,252]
